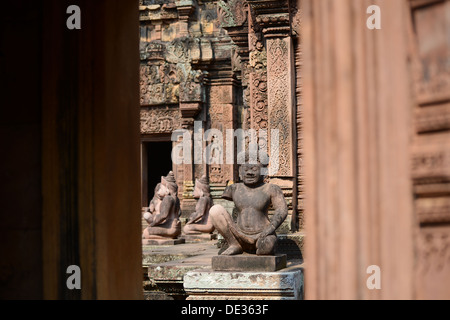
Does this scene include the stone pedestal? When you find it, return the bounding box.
[142,238,185,245]
[181,233,217,243]
[184,266,303,300]
[212,254,287,272]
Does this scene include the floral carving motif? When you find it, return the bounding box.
[267,38,291,176]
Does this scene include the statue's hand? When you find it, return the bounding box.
[143,212,152,223]
[259,224,276,240]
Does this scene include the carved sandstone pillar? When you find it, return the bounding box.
[248,0,298,230]
[258,13,295,178]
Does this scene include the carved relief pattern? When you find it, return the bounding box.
[410,0,450,267]
[249,32,268,132]
[417,227,450,274]
[217,0,247,28]
[208,85,235,184]
[140,39,206,106]
[411,1,450,104]
[140,62,180,106]
[267,38,291,176]
[412,146,450,182]
[140,107,181,134]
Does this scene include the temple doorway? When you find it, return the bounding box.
[141,140,173,207]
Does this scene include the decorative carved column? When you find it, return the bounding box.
[252,0,295,178]
[217,0,251,130]
[249,0,298,230]
[179,72,204,209]
[209,71,238,185]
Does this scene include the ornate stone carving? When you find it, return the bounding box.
[267,37,292,176]
[412,143,450,183]
[140,62,180,106]
[411,1,450,105]
[139,2,178,22]
[248,31,269,132]
[140,39,208,106]
[217,0,247,28]
[141,107,181,134]
[417,227,450,273]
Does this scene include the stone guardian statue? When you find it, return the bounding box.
[142,171,182,239]
[209,151,288,255]
[183,175,215,235]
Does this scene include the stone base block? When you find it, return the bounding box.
[142,238,185,246]
[181,234,217,243]
[212,254,287,272]
[184,266,304,300]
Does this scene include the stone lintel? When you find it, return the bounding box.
[212,254,287,272]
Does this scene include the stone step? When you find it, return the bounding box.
[142,239,304,300]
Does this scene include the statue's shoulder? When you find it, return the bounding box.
[222,182,239,200]
[161,195,176,205]
[267,183,283,194]
[197,196,209,205]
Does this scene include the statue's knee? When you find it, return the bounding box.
[209,204,226,218]
[183,223,193,233]
[256,235,276,255]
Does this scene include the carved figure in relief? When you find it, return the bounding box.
[142,171,182,239]
[209,151,288,255]
[183,176,215,235]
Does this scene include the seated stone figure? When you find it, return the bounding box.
[183,175,215,235]
[143,183,163,225]
[142,171,182,239]
[209,151,288,256]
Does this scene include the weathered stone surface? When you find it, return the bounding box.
[181,233,217,243]
[184,265,303,300]
[142,238,185,246]
[211,254,287,272]
[146,243,218,299]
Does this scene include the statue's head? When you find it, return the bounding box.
[161,171,178,197]
[193,175,210,199]
[153,183,166,199]
[237,150,269,186]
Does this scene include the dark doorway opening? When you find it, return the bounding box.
[144,141,173,206]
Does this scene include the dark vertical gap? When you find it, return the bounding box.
[146,141,173,203]
[57,1,81,299]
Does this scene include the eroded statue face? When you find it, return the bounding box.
[240,163,264,186]
[158,183,170,198]
[192,184,203,199]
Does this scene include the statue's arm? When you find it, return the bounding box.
[151,197,173,227]
[221,184,236,201]
[148,200,155,213]
[269,185,288,230]
[260,185,288,238]
[187,197,208,225]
